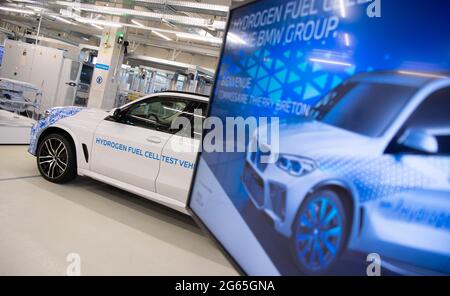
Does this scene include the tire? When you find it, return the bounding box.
[36,133,77,184]
[290,189,350,275]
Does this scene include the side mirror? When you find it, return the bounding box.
[398,129,438,154]
[111,108,122,120]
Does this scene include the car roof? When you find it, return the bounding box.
[152,91,210,102]
[349,71,450,88]
[118,91,209,110]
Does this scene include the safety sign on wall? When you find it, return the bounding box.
[96,76,103,85]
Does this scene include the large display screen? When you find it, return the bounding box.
[188,0,450,275]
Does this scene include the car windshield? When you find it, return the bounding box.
[316,81,417,137]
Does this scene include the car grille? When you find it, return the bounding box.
[269,182,287,220]
[243,162,265,207]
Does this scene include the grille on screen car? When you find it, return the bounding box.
[250,145,271,172]
[243,162,265,207]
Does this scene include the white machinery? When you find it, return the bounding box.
[126,55,215,96]
[0,78,42,116]
[0,78,41,144]
[0,110,36,144]
[0,39,82,114]
[186,66,214,95]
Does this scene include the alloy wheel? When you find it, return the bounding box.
[38,137,68,179]
[294,195,344,272]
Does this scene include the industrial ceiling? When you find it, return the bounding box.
[0,0,246,58]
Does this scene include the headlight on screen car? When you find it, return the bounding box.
[276,155,317,177]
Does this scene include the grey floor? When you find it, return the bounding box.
[0,145,237,276]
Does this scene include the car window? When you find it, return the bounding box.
[317,81,417,137]
[168,101,208,139]
[192,102,208,140]
[403,86,450,155]
[123,97,190,133]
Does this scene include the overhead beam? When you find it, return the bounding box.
[127,54,215,74]
[127,34,220,57]
[131,0,229,16]
[56,1,227,30]
[0,13,101,38]
[24,34,79,47]
[0,12,221,57]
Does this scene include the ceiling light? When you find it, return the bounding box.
[76,18,122,28]
[0,6,35,15]
[25,5,43,12]
[90,23,104,30]
[131,19,145,27]
[53,15,75,25]
[130,20,172,41]
[152,31,172,41]
[176,32,222,44]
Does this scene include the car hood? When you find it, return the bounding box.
[45,106,110,124]
[72,107,110,121]
[262,120,374,156]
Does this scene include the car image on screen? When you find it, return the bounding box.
[242,71,450,275]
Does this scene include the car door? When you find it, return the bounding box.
[156,101,208,204]
[368,86,450,274]
[90,96,192,193]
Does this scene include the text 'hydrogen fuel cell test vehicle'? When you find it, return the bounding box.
[243,71,450,275]
[28,92,208,213]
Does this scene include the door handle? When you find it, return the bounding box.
[146,136,161,144]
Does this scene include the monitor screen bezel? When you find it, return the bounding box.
[186,0,261,276]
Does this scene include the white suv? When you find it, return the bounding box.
[29,92,208,213]
[243,71,450,275]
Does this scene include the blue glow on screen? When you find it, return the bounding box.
[0,46,4,66]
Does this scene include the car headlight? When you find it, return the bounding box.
[276,155,317,177]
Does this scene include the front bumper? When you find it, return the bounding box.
[28,121,41,155]
[242,160,323,237]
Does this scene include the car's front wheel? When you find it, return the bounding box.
[291,189,349,275]
[37,133,77,183]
